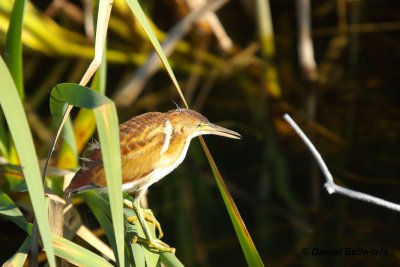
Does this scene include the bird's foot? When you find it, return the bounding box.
[127,208,163,239]
[131,236,176,254]
[124,198,174,253]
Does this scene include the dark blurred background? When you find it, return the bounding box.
[1,0,400,266]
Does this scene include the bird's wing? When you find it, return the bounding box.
[118,112,168,183]
[65,150,103,192]
[66,112,169,192]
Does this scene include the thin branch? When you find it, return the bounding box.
[283,114,400,213]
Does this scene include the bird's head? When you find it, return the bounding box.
[167,109,241,140]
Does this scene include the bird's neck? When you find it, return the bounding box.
[159,131,195,168]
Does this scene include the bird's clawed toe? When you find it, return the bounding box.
[131,236,175,254]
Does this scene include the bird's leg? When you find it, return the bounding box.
[130,199,174,253]
[123,199,163,239]
[124,198,174,253]
[128,208,164,239]
[144,209,163,239]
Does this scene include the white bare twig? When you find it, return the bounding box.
[283,114,400,213]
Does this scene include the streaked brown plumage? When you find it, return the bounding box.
[66,108,240,197]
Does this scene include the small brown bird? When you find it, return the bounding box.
[65,108,240,252]
[66,108,240,195]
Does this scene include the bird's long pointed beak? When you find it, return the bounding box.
[199,123,241,139]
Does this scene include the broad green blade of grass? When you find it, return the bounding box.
[49,84,109,125]
[0,190,32,233]
[199,137,264,267]
[93,103,124,262]
[52,233,114,266]
[125,1,264,265]
[0,56,56,267]
[82,191,117,254]
[49,83,124,266]
[160,252,184,267]
[131,242,146,267]
[141,227,160,267]
[124,208,147,267]
[3,235,32,267]
[4,0,26,98]
[142,237,160,266]
[0,118,9,157]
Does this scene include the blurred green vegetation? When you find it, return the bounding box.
[2,0,400,266]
